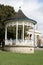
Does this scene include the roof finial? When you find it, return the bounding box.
[19,6,21,10]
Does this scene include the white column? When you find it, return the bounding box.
[34,25,35,47]
[23,22,24,42]
[16,22,18,44]
[32,25,35,47]
[5,25,7,45]
[5,25,7,40]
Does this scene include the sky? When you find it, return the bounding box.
[0,0,43,35]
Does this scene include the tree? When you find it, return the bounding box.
[0,4,16,48]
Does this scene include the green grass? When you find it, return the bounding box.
[0,50,43,65]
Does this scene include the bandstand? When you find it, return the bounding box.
[5,9,37,53]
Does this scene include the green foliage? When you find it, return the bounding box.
[0,4,15,40]
[0,4,15,21]
[7,26,16,39]
[24,26,29,39]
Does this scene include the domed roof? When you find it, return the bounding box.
[4,9,37,25]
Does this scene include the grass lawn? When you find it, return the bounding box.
[0,50,43,65]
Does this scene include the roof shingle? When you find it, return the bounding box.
[4,9,37,25]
